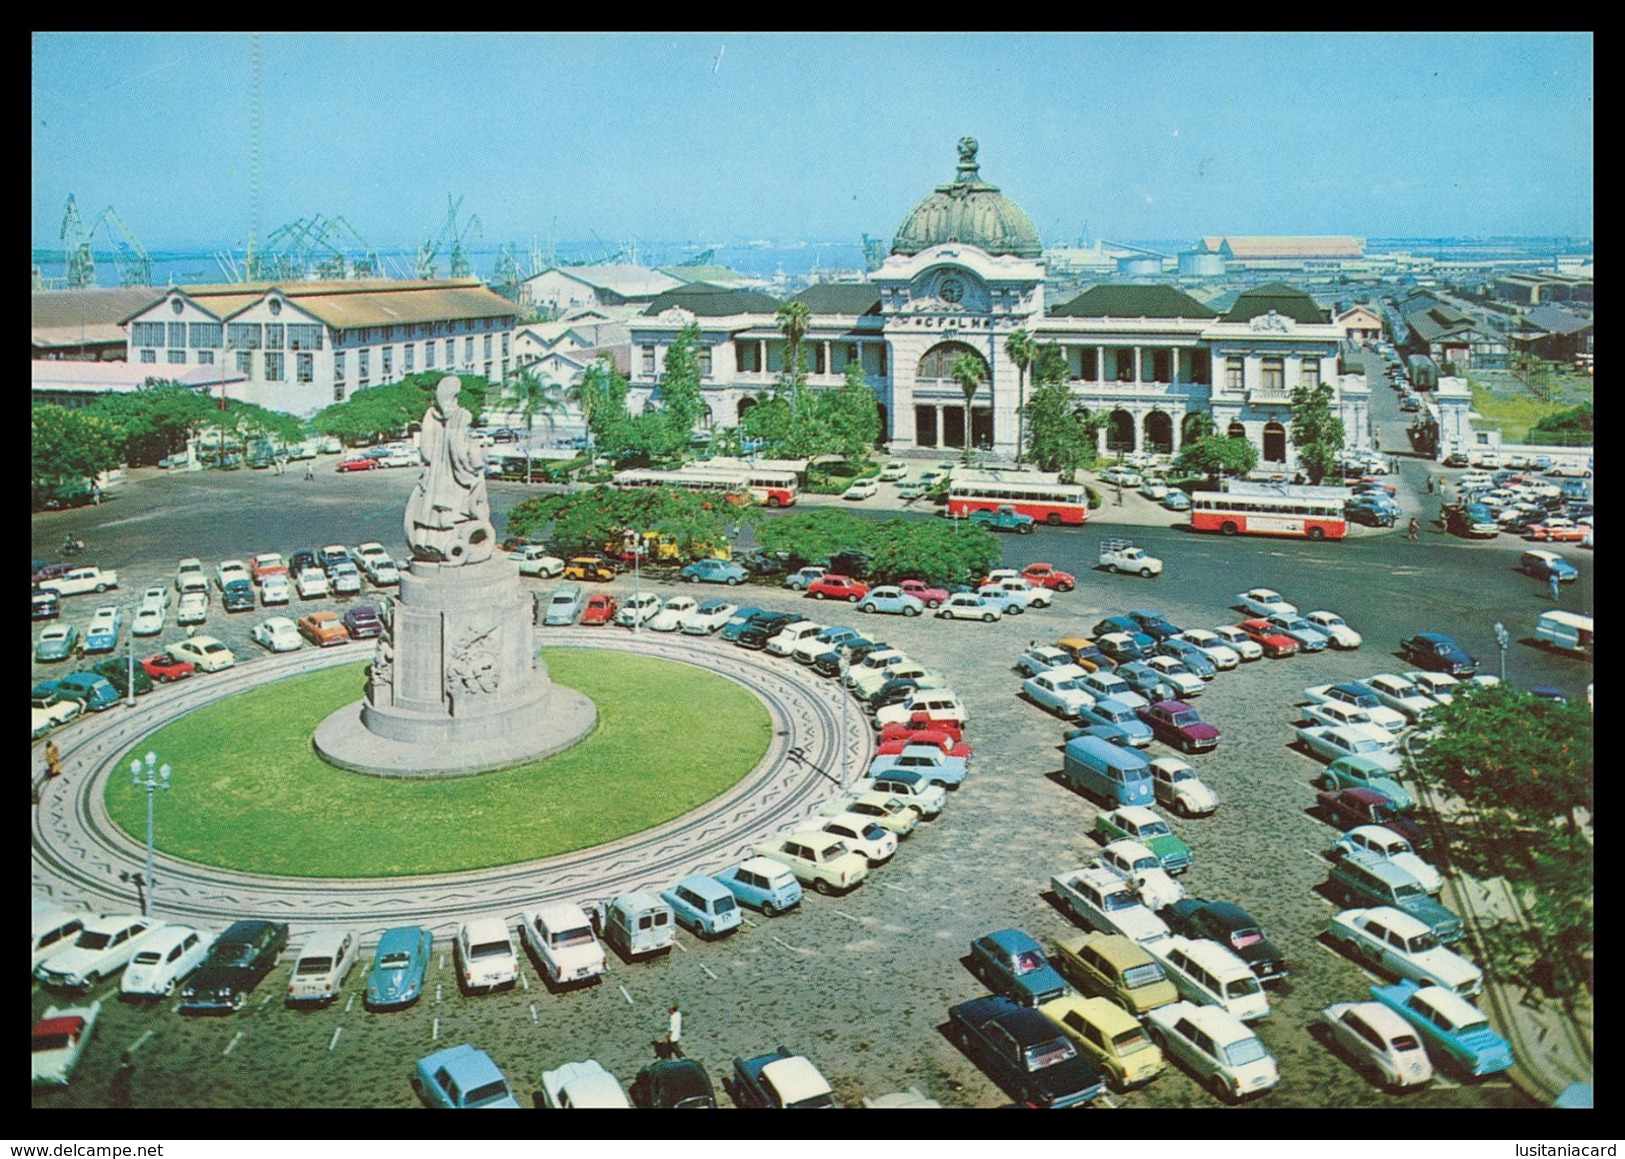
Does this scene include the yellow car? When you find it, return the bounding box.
[1052,931,1178,1016]
[1040,994,1165,1091]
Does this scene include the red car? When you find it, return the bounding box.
[140,652,196,682]
[1020,563,1077,592]
[807,574,869,603]
[1235,618,1299,658]
[1525,519,1589,543]
[580,592,618,625]
[898,579,949,608]
[879,713,965,745]
[336,457,379,473]
[1316,787,1430,852]
[298,611,350,646]
[876,730,972,760]
[1136,699,1221,754]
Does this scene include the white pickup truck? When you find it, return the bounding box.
[37,566,119,597]
[1098,539,1163,578]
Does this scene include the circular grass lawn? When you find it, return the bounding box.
[103,648,772,878]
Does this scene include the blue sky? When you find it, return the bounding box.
[32,32,1592,252]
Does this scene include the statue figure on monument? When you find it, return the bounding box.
[405,375,494,565]
[366,612,394,703]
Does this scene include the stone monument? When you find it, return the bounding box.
[314,376,595,777]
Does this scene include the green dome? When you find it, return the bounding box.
[892,138,1042,260]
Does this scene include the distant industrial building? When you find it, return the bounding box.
[1493,271,1594,307]
[1197,236,1365,271]
[33,287,162,361]
[1389,290,1508,372]
[1334,305,1384,343]
[1509,306,1593,364]
[515,265,685,318]
[120,278,518,415]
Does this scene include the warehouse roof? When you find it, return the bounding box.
[643,283,783,317]
[790,283,882,316]
[123,279,518,329]
[1050,283,1216,319]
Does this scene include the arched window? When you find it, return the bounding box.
[1262,421,1287,463]
[1107,410,1135,453]
[1144,411,1173,454]
[916,341,988,382]
[1226,421,1247,441]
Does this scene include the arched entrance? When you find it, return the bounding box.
[1107,410,1135,453]
[1144,411,1173,455]
[699,404,714,429]
[917,342,990,449]
[737,396,757,423]
[1263,421,1287,463]
[1226,421,1247,442]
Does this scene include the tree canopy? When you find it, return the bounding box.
[1289,381,1346,485]
[84,380,216,465]
[32,405,121,497]
[754,507,1001,586]
[1174,434,1257,483]
[1022,382,1099,481]
[312,372,489,446]
[503,483,751,561]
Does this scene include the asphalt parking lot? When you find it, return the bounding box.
[31,461,1588,1108]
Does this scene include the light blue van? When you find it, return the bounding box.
[1060,735,1154,807]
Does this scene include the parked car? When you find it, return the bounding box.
[1369,981,1513,1077]
[1299,729,1403,774]
[1080,670,1148,711]
[1172,629,1241,669]
[1326,907,1481,997]
[510,545,565,578]
[294,568,330,599]
[1143,656,1206,698]
[858,586,926,616]
[843,770,946,818]
[521,903,607,987]
[1095,806,1191,874]
[1163,900,1287,984]
[783,566,827,591]
[630,1059,717,1109]
[1148,756,1219,817]
[1304,683,1408,734]
[1517,549,1578,584]
[1305,611,1362,649]
[753,831,868,895]
[91,657,153,698]
[1071,698,1155,747]
[821,791,921,838]
[730,1047,837,1109]
[818,813,897,866]
[136,651,194,683]
[1208,625,1264,662]
[646,595,700,632]
[286,928,360,1005]
[1236,588,1297,618]
[1359,673,1438,723]
[1023,665,1099,719]
[246,616,299,653]
[661,874,744,937]
[1051,931,1178,1015]
[842,478,879,500]
[296,610,349,647]
[1094,839,1184,912]
[1137,700,1220,754]
[1315,756,1415,812]
[1331,825,1444,895]
[1146,1001,1279,1103]
[1264,612,1330,652]
[543,584,586,626]
[1051,866,1170,947]
[935,592,1002,622]
[1116,661,1175,703]
[712,857,803,917]
[40,672,119,712]
[579,592,618,626]
[35,914,158,990]
[563,555,618,582]
[1302,702,1399,749]
[1319,999,1435,1089]
[365,926,433,1010]
[177,920,289,1013]
[1399,632,1478,676]
[412,1044,521,1109]
[176,589,209,626]
[970,928,1071,1007]
[32,690,85,730]
[807,574,869,603]
[32,1002,101,1088]
[1153,638,1219,678]
[680,557,748,585]
[83,606,122,653]
[947,995,1106,1108]
[1039,993,1166,1090]
[35,623,77,663]
[1016,644,1074,677]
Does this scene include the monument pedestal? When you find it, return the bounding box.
[313,556,595,778]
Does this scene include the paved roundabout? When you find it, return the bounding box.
[31,629,874,945]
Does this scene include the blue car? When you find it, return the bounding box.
[366,926,433,1010]
[1115,662,1174,703]
[680,558,747,586]
[717,606,765,642]
[1154,638,1218,679]
[1265,613,1330,652]
[48,673,120,712]
[714,857,804,917]
[1074,698,1154,747]
[660,874,742,938]
[1127,610,1183,642]
[83,608,122,654]
[868,746,968,787]
[1369,981,1514,1077]
[969,928,1070,1007]
[858,586,927,616]
[1517,551,1578,584]
[412,1044,522,1109]
[1162,490,1191,512]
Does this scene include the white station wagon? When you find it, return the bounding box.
[455,916,518,993]
[1326,907,1483,997]
[286,929,359,1005]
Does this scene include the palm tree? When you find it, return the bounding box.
[1005,329,1035,467]
[775,301,811,420]
[503,368,565,481]
[950,353,986,466]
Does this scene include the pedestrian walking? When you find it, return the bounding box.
[109,1051,136,1107]
[1407,518,1420,541]
[1549,573,1561,602]
[45,739,62,779]
[72,641,86,662]
[304,460,315,481]
[1426,477,1434,494]
[664,1003,684,1059]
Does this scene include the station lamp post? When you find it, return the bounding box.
[1494,621,1510,685]
[129,751,171,918]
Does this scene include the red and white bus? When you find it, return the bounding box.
[1189,482,1348,540]
[689,458,802,507]
[946,470,1089,526]
[611,468,750,506]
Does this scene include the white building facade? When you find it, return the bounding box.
[623,139,1369,470]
